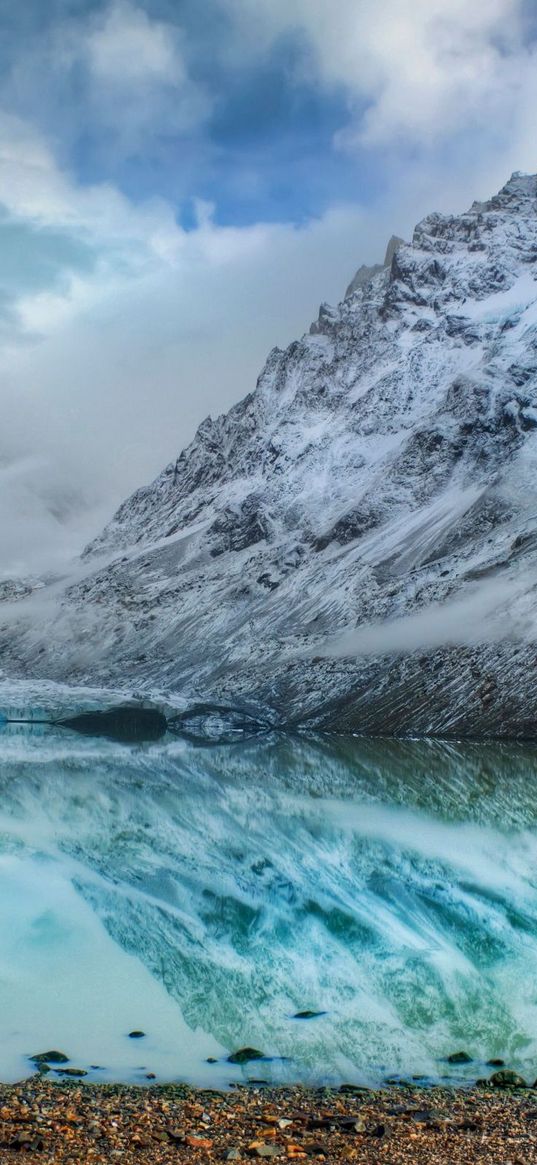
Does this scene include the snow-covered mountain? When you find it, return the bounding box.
[3,172,537,738]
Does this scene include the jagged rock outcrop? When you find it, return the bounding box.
[3,172,537,737]
[343,233,405,298]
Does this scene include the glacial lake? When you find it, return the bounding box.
[1,705,537,1088]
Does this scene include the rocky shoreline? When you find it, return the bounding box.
[0,1078,535,1163]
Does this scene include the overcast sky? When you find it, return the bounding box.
[1,0,537,576]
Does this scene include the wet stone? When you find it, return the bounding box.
[53,1068,87,1077]
[447,1051,473,1064]
[489,1069,528,1089]
[228,1048,265,1064]
[30,1050,69,1065]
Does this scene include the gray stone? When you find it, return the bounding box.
[490,1069,528,1089]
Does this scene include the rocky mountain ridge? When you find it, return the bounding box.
[3,172,537,737]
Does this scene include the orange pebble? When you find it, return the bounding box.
[186,1134,213,1150]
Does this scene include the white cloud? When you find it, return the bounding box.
[0,113,388,574]
[223,0,536,157]
[218,0,537,258]
[86,0,181,86]
[81,1,211,149]
[1,0,537,578]
[43,1,211,159]
[0,112,183,261]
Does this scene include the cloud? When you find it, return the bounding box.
[0,112,388,576]
[222,0,537,167]
[85,1,181,86]
[0,110,188,356]
[320,578,522,659]
[0,112,181,254]
[335,0,523,146]
[3,2,211,167]
[211,0,537,279]
[0,455,98,580]
[78,1,211,152]
[0,0,537,583]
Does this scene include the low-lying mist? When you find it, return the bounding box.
[320,576,534,658]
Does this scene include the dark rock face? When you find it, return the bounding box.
[57,707,167,743]
[208,494,271,556]
[3,173,537,740]
[314,507,380,551]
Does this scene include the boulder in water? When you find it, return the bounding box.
[227,1047,264,1064]
[53,1067,88,1077]
[489,1069,528,1089]
[30,1050,69,1065]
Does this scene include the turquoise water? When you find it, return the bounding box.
[0,716,537,1087]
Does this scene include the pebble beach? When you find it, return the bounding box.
[0,1079,536,1164]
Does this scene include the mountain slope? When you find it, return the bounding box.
[3,172,537,737]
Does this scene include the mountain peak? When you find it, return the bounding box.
[476,170,537,214]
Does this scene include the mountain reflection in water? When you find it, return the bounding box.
[0,718,537,1086]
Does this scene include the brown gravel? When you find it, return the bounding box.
[0,1078,536,1163]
